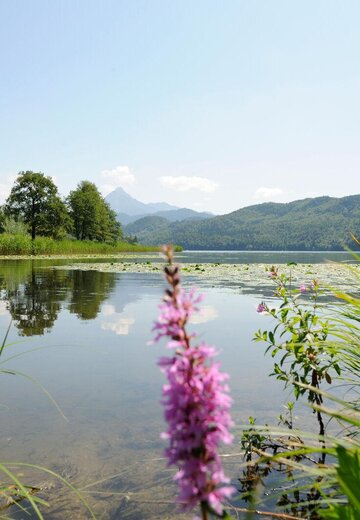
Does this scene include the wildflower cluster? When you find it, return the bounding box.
[254,265,340,437]
[153,245,234,518]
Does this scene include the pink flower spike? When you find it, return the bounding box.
[152,246,234,517]
[257,302,266,313]
[299,284,307,293]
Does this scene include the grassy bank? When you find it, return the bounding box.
[0,233,177,255]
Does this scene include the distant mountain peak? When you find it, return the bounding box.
[105,186,179,216]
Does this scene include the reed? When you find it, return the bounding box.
[0,234,177,255]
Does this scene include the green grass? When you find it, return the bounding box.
[0,234,182,256]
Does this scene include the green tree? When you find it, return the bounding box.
[67,181,122,242]
[4,171,70,240]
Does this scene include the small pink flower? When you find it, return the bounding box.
[299,284,307,293]
[257,302,266,313]
[268,271,277,279]
[311,279,319,290]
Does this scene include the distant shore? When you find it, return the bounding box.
[0,252,162,260]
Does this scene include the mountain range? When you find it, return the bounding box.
[121,194,360,251]
[105,187,212,225]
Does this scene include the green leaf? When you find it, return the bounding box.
[325,372,332,384]
[336,446,360,512]
[321,505,358,520]
[334,363,341,376]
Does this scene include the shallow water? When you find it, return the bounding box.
[0,252,354,518]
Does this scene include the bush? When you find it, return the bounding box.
[2,217,29,235]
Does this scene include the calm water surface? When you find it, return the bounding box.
[0,252,353,518]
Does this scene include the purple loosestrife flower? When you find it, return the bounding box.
[311,279,319,290]
[257,302,267,313]
[299,283,307,293]
[268,265,277,279]
[153,245,234,518]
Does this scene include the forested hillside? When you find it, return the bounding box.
[124,195,360,250]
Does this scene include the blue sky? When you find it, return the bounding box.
[1,0,359,214]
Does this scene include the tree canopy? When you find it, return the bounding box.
[124,195,360,251]
[67,181,122,242]
[4,171,69,239]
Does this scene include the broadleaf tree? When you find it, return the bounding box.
[67,181,122,242]
[4,171,70,239]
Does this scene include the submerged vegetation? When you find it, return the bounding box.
[0,324,96,518]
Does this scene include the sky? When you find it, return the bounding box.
[0,0,359,215]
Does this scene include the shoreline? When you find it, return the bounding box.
[0,252,162,260]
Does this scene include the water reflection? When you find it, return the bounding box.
[3,270,66,336]
[67,270,116,321]
[0,256,328,518]
[0,263,118,335]
[101,303,136,335]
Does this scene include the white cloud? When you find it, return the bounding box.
[101,317,135,335]
[253,187,285,201]
[0,174,16,203]
[101,303,135,335]
[0,184,11,203]
[159,176,219,193]
[101,165,135,195]
[101,304,116,316]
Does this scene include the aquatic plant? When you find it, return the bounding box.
[153,245,234,519]
[248,258,360,519]
[254,264,340,436]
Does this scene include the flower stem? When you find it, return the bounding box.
[201,502,209,520]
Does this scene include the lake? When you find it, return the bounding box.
[0,251,356,519]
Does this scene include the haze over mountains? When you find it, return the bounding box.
[105,187,213,225]
[113,193,360,251]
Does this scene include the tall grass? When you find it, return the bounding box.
[0,234,172,255]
